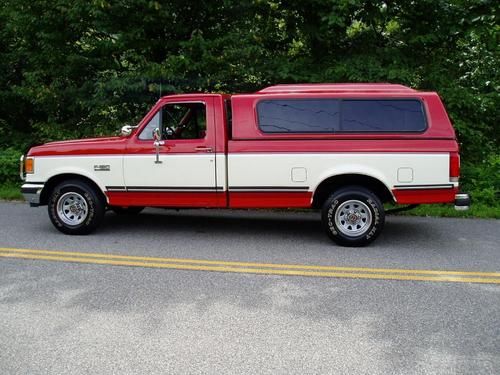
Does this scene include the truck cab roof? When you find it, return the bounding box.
[256,83,416,94]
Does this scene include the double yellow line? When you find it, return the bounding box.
[1,247,499,284]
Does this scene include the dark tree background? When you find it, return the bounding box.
[0,0,498,206]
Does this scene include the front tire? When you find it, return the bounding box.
[48,180,105,235]
[321,186,385,247]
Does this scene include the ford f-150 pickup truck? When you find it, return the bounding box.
[20,83,470,246]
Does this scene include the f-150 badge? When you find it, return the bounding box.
[94,165,110,171]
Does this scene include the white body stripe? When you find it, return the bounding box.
[25,156,124,195]
[26,152,455,203]
[216,154,228,191]
[227,153,453,194]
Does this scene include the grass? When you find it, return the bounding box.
[0,183,498,218]
[0,184,23,200]
[386,203,500,219]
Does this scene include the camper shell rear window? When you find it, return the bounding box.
[257,99,427,133]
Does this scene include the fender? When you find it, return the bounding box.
[312,164,396,203]
[45,167,109,196]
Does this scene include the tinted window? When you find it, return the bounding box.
[257,99,426,133]
[257,99,340,133]
[341,100,426,132]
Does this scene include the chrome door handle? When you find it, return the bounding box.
[153,139,164,164]
[194,146,213,152]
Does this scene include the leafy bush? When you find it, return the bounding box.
[0,147,21,185]
[461,155,500,206]
[0,0,498,214]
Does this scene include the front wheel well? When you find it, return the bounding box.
[312,174,394,209]
[40,174,107,206]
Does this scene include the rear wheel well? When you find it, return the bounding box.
[312,174,393,209]
[40,174,106,206]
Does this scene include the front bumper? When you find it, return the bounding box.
[454,193,470,211]
[21,183,44,206]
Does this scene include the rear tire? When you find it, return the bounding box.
[48,179,105,235]
[321,186,385,247]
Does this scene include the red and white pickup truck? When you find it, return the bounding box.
[20,83,470,246]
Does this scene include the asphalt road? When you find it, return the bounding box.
[0,201,499,374]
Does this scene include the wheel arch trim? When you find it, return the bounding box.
[40,172,108,205]
[312,170,395,207]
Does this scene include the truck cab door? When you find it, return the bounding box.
[115,97,220,207]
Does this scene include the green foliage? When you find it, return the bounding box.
[0,184,23,200]
[461,155,500,206]
[0,147,21,185]
[388,204,500,219]
[0,0,498,213]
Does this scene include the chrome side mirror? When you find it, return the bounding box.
[153,127,162,142]
[120,125,137,136]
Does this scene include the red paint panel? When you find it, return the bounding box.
[126,96,218,155]
[231,92,455,140]
[28,137,127,157]
[107,191,226,208]
[393,188,457,204]
[449,152,460,178]
[28,94,228,157]
[229,192,312,208]
[28,91,458,157]
[213,95,231,153]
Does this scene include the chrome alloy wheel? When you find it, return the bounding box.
[56,192,89,226]
[334,200,373,236]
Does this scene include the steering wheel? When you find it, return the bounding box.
[164,126,176,139]
[163,110,180,139]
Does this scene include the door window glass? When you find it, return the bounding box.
[139,102,206,140]
[138,112,160,140]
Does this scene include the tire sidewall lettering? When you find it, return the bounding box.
[327,199,340,235]
[49,190,63,228]
[82,191,95,226]
[365,198,380,240]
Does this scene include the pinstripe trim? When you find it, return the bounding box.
[229,186,309,192]
[106,186,311,193]
[393,184,454,190]
[106,186,223,192]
